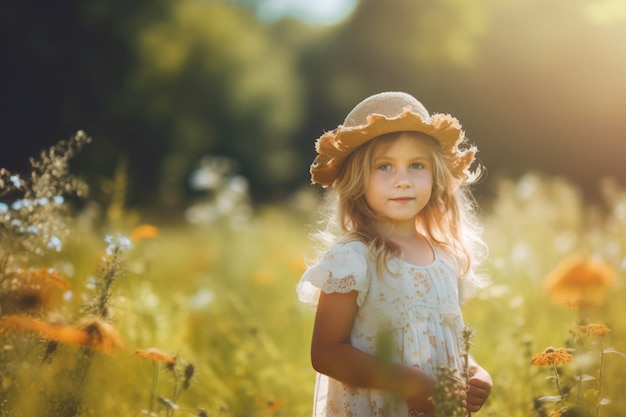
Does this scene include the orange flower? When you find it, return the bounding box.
[76,316,124,355]
[0,314,123,355]
[1,268,71,313]
[30,268,72,291]
[545,255,615,308]
[573,322,611,338]
[548,411,562,417]
[255,396,285,414]
[130,224,159,242]
[0,315,88,345]
[133,347,176,365]
[531,347,574,366]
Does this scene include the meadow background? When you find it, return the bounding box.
[1,139,625,417]
[2,0,626,416]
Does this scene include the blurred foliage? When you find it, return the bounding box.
[2,0,626,212]
[130,1,305,205]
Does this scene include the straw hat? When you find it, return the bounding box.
[310,91,477,187]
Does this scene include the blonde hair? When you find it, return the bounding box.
[312,131,488,290]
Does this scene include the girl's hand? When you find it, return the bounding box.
[466,365,492,412]
[405,368,436,414]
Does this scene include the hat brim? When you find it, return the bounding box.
[310,109,476,187]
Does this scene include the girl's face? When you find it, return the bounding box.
[364,133,434,228]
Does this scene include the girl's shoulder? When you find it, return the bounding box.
[297,240,371,307]
[330,239,369,254]
[316,239,370,267]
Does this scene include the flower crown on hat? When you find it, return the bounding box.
[310,91,478,187]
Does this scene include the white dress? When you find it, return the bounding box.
[296,240,472,417]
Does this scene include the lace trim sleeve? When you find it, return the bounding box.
[320,274,358,295]
[295,242,369,307]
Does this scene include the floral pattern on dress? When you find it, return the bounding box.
[297,240,469,417]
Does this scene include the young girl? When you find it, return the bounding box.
[296,92,492,416]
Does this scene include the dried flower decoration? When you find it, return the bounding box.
[531,347,574,367]
[134,347,177,365]
[545,255,615,308]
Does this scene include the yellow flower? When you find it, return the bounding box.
[573,322,611,338]
[531,347,574,366]
[133,347,176,365]
[547,411,562,417]
[130,224,159,242]
[545,255,615,308]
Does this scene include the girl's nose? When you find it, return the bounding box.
[394,169,411,188]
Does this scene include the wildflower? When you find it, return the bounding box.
[30,268,72,291]
[255,396,285,414]
[134,347,177,365]
[545,255,615,308]
[1,268,71,313]
[76,316,124,355]
[0,315,123,355]
[573,322,611,338]
[47,236,63,252]
[531,347,574,366]
[432,367,466,417]
[0,315,89,346]
[547,411,562,417]
[183,362,195,390]
[9,175,23,188]
[105,234,132,255]
[130,224,159,242]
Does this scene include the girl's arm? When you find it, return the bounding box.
[311,290,436,411]
[466,356,492,412]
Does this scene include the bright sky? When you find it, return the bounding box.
[257,0,357,24]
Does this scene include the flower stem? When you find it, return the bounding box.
[596,337,605,417]
[149,361,159,416]
[551,363,565,408]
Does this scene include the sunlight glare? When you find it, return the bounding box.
[257,0,357,24]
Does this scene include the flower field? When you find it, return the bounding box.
[1,137,625,416]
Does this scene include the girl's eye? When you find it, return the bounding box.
[377,163,391,171]
[411,162,424,170]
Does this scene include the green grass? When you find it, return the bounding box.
[2,172,626,416]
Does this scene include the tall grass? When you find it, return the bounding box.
[1,138,624,416]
